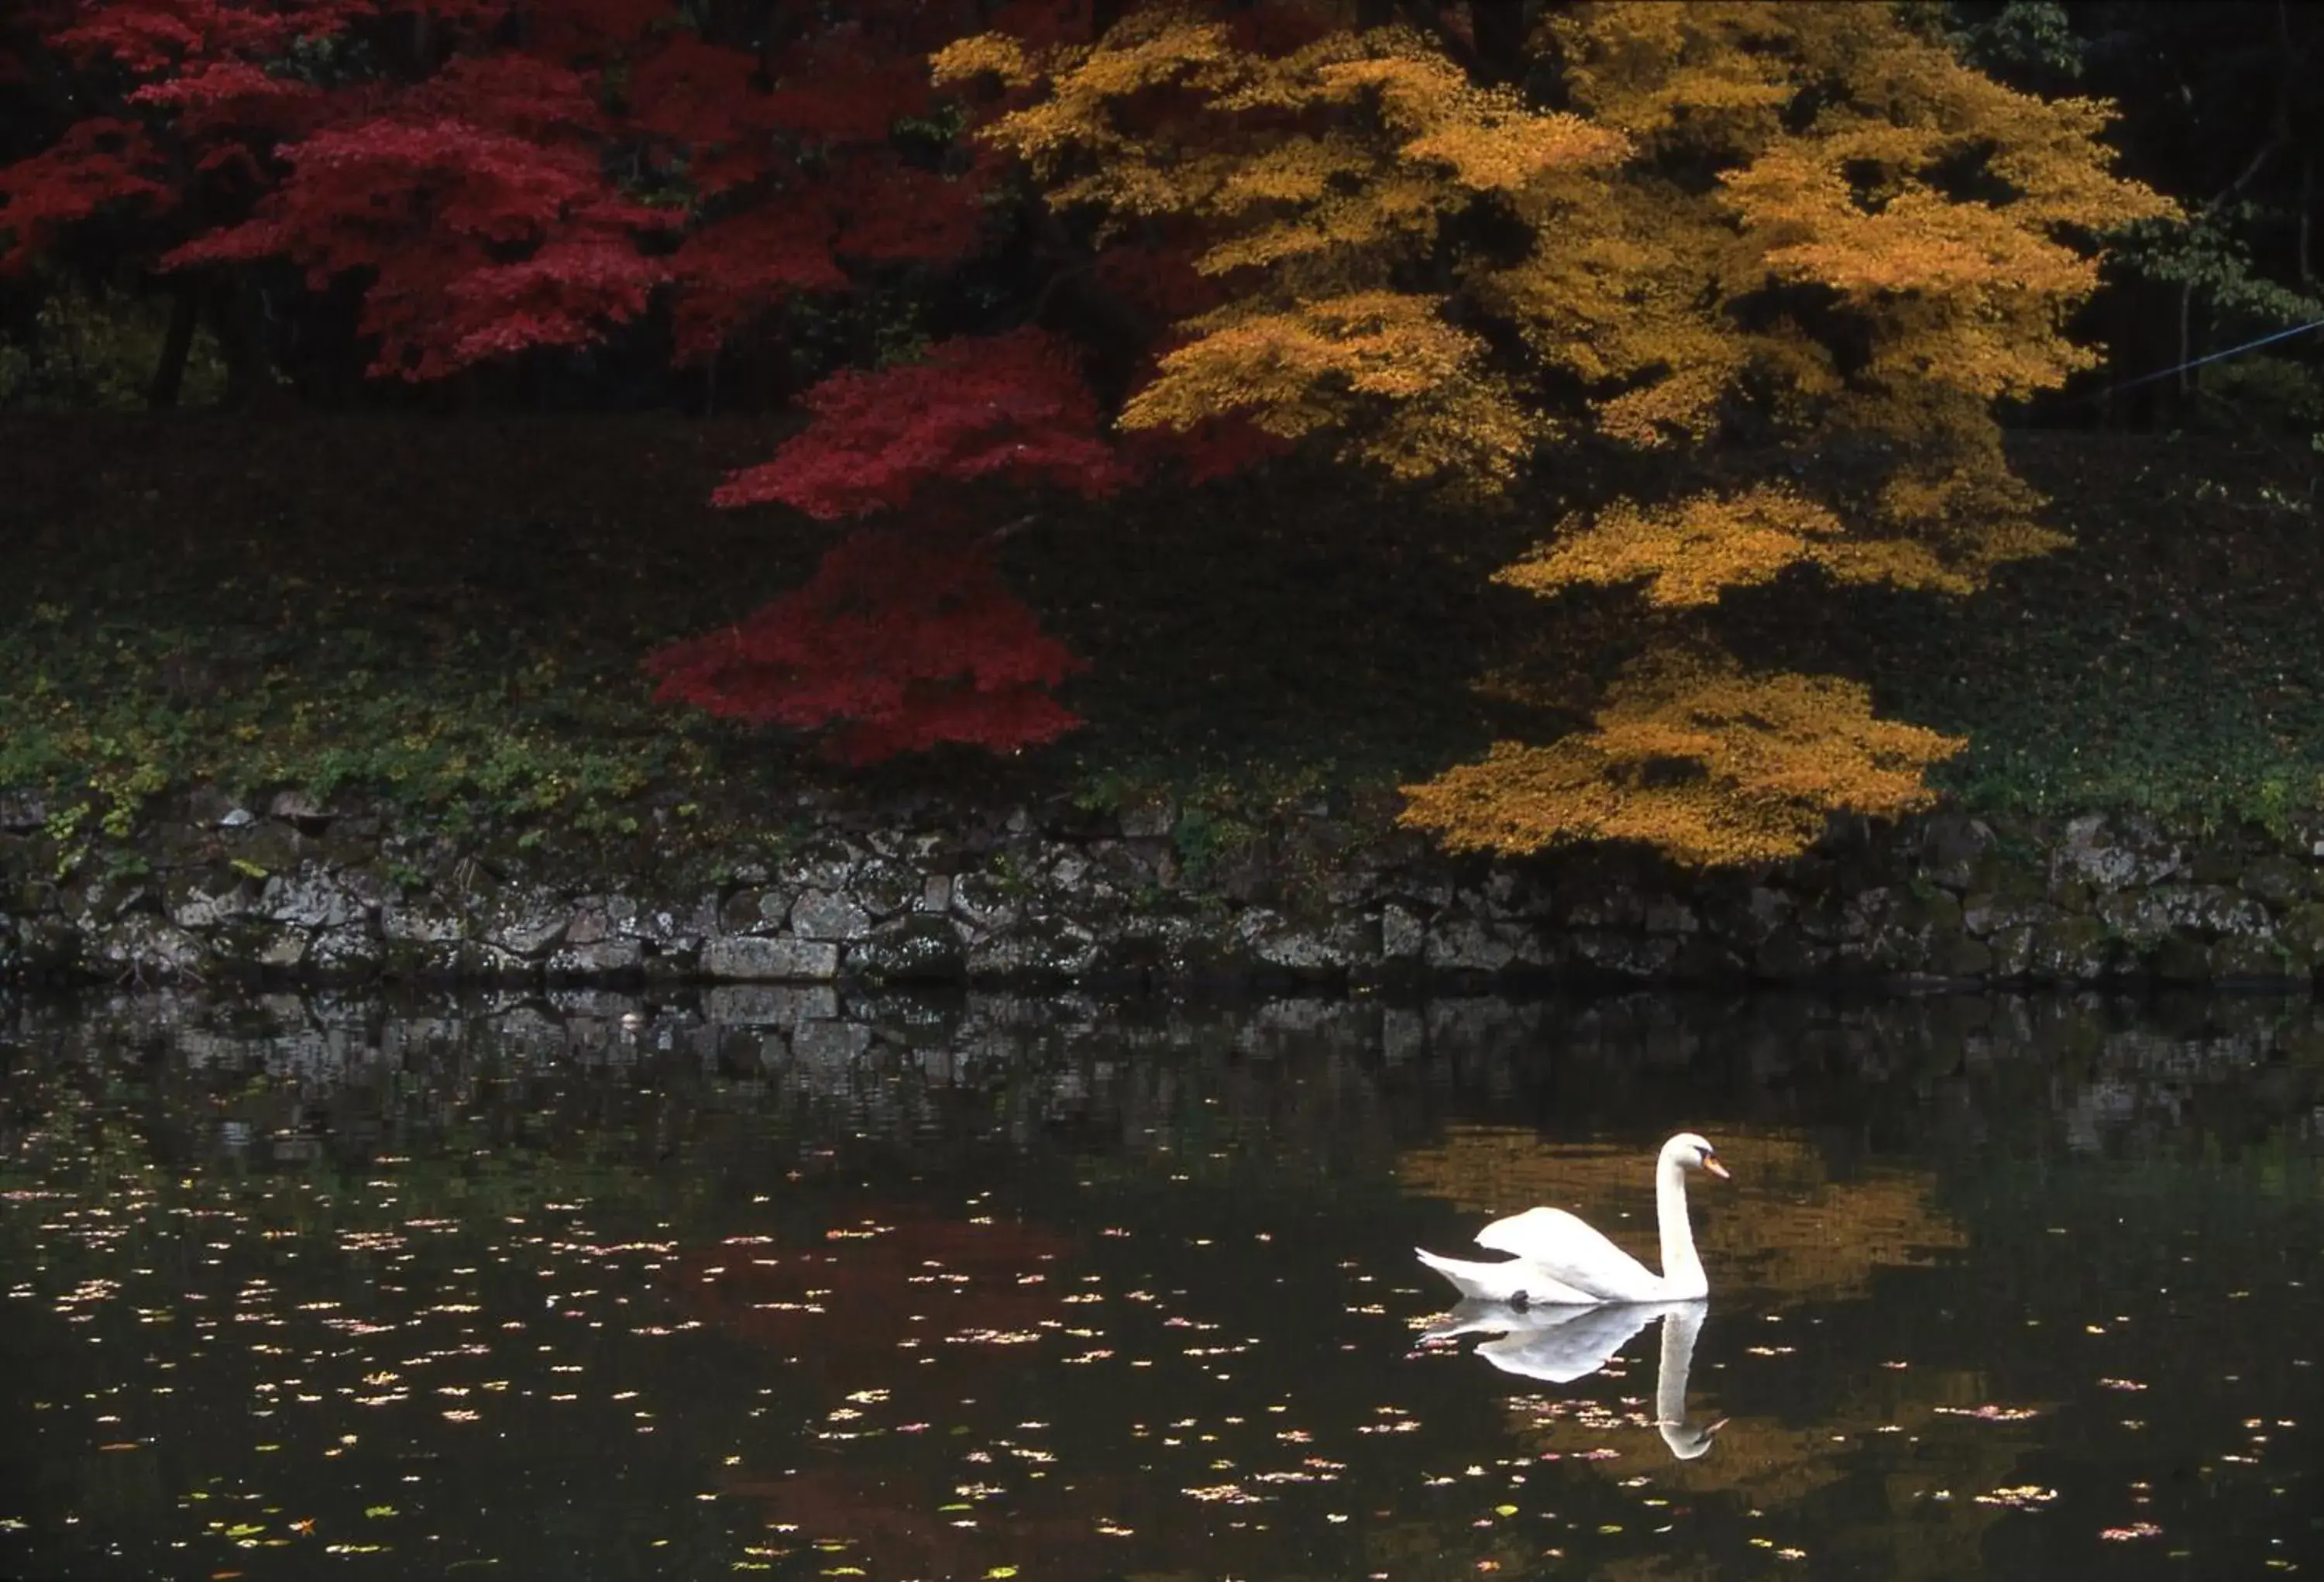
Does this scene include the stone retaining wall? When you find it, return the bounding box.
[5,783,2324,990]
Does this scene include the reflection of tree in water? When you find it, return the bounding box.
[676,1208,1080,1575]
[670,1208,1074,1359]
[1398,1126,1965,1305]
[671,1208,1298,1580]
[1518,1377,2034,1579]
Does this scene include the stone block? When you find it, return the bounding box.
[847,915,968,983]
[1752,934,1829,982]
[702,935,840,981]
[2096,883,2270,945]
[2050,813,2184,892]
[547,939,645,979]
[2024,914,2117,982]
[1424,914,1518,975]
[852,858,921,917]
[1570,931,1678,978]
[2275,903,2324,972]
[256,866,361,930]
[792,889,875,941]
[476,891,569,958]
[2239,854,2314,907]
[951,871,1022,934]
[1380,903,1424,960]
[966,918,1100,978]
[1919,813,1995,890]
[2207,934,2296,982]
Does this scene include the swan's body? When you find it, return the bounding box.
[1416,1133,1727,1305]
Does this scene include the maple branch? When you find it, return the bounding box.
[2206,0,2295,215]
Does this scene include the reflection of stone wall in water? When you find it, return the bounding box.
[13,990,2320,1178]
[1396,1128,1966,1305]
[9,784,2324,990]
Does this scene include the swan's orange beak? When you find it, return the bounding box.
[1703,1155,1730,1180]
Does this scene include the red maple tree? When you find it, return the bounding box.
[0,0,1284,764]
[2,0,1012,370]
[645,517,1090,765]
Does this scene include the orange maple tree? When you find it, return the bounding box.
[927,0,2169,862]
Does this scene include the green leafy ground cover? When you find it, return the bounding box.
[2,417,2319,866]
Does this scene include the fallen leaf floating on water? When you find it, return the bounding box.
[1184,1484,1263,1504]
[1973,1486,2058,1509]
[1934,1404,2042,1422]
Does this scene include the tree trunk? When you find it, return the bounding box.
[1471,0,1530,85]
[2301,153,2315,287]
[2175,280,2193,414]
[147,276,201,410]
[215,275,277,411]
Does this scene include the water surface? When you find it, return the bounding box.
[2,989,2319,1580]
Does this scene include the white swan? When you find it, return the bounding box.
[1415,1132,1728,1305]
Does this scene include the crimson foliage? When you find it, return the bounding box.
[0,0,1263,763]
[711,328,1129,516]
[642,521,1086,765]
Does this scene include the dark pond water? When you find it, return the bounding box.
[2,988,2321,1582]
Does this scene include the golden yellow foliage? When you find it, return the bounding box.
[1122,292,1533,481]
[1504,487,1866,605]
[1501,482,2070,606]
[944,16,1628,488]
[948,0,2165,864]
[1398,651,1965,865]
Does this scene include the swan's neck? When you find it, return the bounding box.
[1655,1154,1706,1298]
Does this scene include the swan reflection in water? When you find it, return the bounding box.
[1422,1298,1724,1461]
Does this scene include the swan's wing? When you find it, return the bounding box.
[1473,1205,1620,1261]
[1476,1302,1659,1384]
[1472,1206,1656,1300]
[1416,1248,1603,1306]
